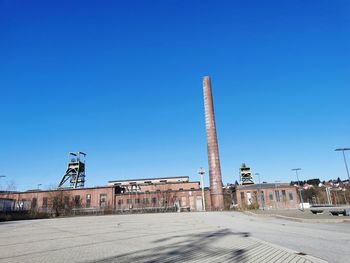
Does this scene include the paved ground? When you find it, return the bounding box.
[249,207,350,221]
[204,212,350,263]
[0,212,347,263]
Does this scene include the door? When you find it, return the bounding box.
[196,196,203,211]
[189,197,195,211]
[247,192,252,206]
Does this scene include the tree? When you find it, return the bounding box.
[306,178,321,186]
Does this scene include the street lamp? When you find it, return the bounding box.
[292,168,304,211]
[37,184,42,190]
[198,167,206,211]
[335,148,350,183]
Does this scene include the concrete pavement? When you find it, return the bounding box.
[0,212,341,262]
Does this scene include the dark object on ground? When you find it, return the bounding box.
[310,209,324,214]
[329,210,349,216]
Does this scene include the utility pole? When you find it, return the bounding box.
[335,148,350,183]
[292,168,304,211]
[198,167,206,211]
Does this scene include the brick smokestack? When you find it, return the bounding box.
[202,76,224,210]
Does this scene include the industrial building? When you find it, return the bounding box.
[0,176,212,213]
[232,183,299,210]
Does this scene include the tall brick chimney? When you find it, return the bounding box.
[202,76,224,210]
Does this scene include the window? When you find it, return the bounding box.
[64,196,69,208]
[240,192,245,203]
[31,198,37,209]
[260,191,265,202]
[135,199,140,204]
[269,192,274,201]
[152,197,157,204]
[53,197,59,209]
[275,190,280,202]
[86,194,91,208]
[100,194,107,208]
[127,199,132,204]
[42,197,48,208]
[282,190,286,201]
[74,195,81,208]
[143,198,149,204]
[288,192,294,201]
[117,199,123,206]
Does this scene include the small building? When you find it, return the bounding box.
[232,183,299,210]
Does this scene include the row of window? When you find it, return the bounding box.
[118,197,159,206]
[241,190,294,203]
[38,194,107,208]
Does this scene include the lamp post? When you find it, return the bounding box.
[37,184,42,190]
[198,167,206,211]
[335,148,350,183]
[292,168,304,211]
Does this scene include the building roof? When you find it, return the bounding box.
[108,176,190,185]
[236,183,293,190]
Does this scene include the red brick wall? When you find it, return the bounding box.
[115,189,208,211]
[0,183,216,212]
[236,187,299,209]
[0,187,114,210]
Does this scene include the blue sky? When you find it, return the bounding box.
[0,0,349,191]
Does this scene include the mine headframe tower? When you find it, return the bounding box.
[240,163,254,185]
[58,152,86,189]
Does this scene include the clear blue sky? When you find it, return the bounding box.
[0,0,349,191]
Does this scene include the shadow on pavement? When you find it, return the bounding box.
[93,229,251,263]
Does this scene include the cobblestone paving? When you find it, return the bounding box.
[0,213,327,263]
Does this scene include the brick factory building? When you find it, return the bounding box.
[0,176,213,213]
[0,179,300,213]
[232,183,299,210]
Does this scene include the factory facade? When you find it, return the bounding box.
[233,183,299,209]
[0,179,299,213]
[0,176,213,213]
